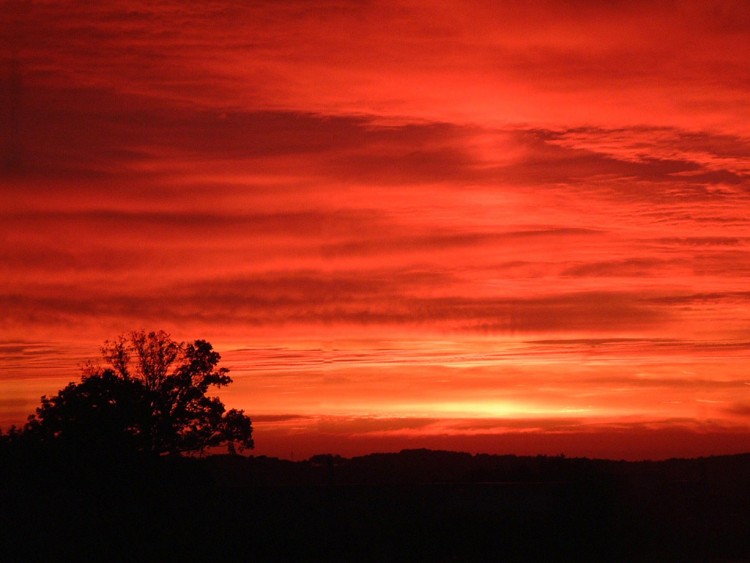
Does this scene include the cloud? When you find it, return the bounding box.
[4,0,750,457]
[313,416,441,435]
[724,403,750,418]
[498,128,750,193]
[8,0,750,131]
[251,414,314,423]
[562,258,683,278]
[549,127,750,175]
[1,271,673,335]
[653,237,749,247]
[645,292,750,306]
[9,86,479,182]
[322,227,602,258]
[525,336,750,355]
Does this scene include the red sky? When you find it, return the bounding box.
[2,0,750,460]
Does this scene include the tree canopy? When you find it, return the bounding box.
[21,330,253,456]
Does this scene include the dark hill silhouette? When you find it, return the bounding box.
[5,444,747,561]
[176,450,750,562]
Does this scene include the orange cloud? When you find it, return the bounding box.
[2,0,750,459]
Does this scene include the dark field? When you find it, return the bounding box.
[3,449,749,561]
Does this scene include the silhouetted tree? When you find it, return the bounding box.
[23,370,150,455]
[23,330,253,456]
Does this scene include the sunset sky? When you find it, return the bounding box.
[2,0,750,460]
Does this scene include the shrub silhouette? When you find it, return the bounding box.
[23,330,253,456]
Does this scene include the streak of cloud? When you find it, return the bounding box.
[2,0,750,459]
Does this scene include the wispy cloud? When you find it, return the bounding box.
[3,0,750,458]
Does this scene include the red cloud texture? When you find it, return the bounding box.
[2,0,750,458]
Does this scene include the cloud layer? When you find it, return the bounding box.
[2,0,750,458]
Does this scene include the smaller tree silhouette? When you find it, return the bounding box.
[24,330,253,456]
[23,370,151,456]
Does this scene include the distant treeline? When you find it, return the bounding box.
[3,447,749,561]
[205,447,750,488]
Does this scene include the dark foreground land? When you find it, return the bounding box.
[2,448,749,561]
